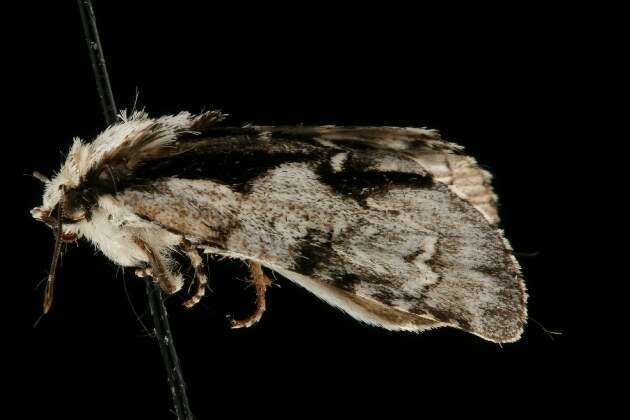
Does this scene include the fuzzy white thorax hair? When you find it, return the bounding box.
[41,111,197,211]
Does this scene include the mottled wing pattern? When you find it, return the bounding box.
[115,125,526,342]
[264,126,500,224]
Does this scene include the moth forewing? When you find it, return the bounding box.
[32,110,527,343]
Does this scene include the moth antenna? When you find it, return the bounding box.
[32,171,50,183]
[43,186,65,314]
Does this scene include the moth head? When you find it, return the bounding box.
[31,172,87,236]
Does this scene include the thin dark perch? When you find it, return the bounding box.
[76,0,117,124]
[76,1,194,419]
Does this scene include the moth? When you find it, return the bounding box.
[31,110,527,342]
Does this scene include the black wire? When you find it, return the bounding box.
[76,0,117,124]
[76,2,194,419]
[145,281,194,420]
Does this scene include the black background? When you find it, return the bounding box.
[5,3,622,419]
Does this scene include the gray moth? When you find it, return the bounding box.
[31,110,527,343]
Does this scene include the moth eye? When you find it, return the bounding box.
[61,191,87,222]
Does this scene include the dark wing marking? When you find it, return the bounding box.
[258,126,499,224]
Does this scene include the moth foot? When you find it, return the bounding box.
[230,261,271,329]
[133,238,180,294]
[134,266,174,292]
[181,243,208,309]
[134,267,153,278]
[230,310,265,329]
[183,295,203,308]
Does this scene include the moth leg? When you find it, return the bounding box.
[133,238,179,294]
[231,261,272,329]
[181,241,208,309]
[134,266,153,278]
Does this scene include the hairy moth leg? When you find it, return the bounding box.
[133,238,179,294]
[231,261,272,329]
[181,242,208,309]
